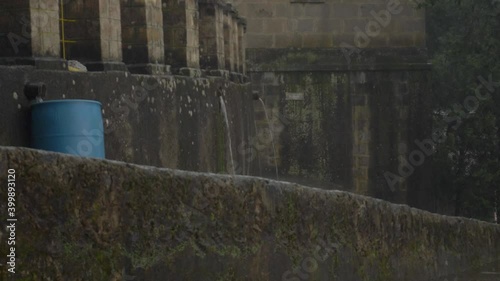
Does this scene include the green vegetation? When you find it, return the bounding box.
[421,0,500,221]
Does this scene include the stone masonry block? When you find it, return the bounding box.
[163,0,199,69]
[0,0,60,58]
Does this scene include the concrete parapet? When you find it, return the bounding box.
[0,146,498,280]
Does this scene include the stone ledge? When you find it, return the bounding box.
[229,71,242,83]
[84,61,128,72]
[207,69,230,79]
[198,0,226,7]
[0,146,498,280]
[0,57,67,70]
[177,67,203,78]
[247,47,432,72]
[206,70,248,83]
[126,63,171,75]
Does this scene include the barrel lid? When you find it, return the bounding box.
[32,99,102,106]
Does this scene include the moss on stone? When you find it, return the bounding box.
[0,147,499,280]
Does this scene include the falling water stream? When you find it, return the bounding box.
[254,120,263,175]
[258,98,279,180]
[219,96,235,175]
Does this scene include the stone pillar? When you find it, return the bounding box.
[222,4,234,72]
[198,0,225,72]
[162,0,200,74]
[351,76,371,195]
[237,17,246,74]
[63,0,126,71]
[121,0,167,74]
[0,0,64,69]
[232,15,239,73]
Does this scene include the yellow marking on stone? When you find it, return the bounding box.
[59,0,77,60]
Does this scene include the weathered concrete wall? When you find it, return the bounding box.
[0,66,255,175]
[248,48,433,209]
[231,0,426,49]
[0,147,498,280]
[232,0,432,209]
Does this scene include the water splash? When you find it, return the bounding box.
[258,98,279,180]
[219,95,235,175]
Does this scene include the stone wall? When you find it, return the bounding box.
[232,0,426,48]
[0,66,255,175]
[0,0,253,185]
[1,0,436,213]
[0,147,498,280]
[247,47,433,210]
[225,0,432,208]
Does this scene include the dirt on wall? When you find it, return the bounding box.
[0,147,498,281]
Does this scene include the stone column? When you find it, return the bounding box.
[121,0,167,74]
[63,0,126,71]
[232,15,239,74]
[198,0,225,72]
[0,0,64,69]
[351,76,371,195]
[162,0,200,75]
[237,17,246,75]
[222,4,234,72]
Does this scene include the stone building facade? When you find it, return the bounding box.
[231,0,433,209]
[233,0,425,49]
[0,0,255,177]
[0,0,247,77]
[0,0,433,209]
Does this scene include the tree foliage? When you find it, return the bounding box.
[423,0,500,221]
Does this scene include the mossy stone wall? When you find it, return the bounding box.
[0,147,498,281]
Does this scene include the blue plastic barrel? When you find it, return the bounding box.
[30,100,105,158]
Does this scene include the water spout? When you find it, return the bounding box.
[219,95,235,175]
[24,82,46,105]
[258,98,279,180]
